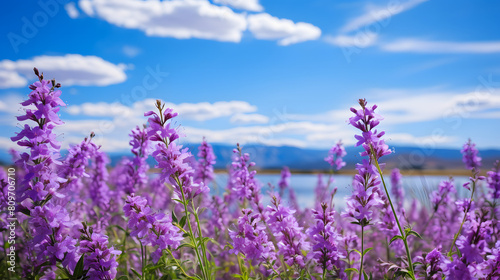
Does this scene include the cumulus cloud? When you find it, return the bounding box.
[66,99,258,121]
[248,13,321,46]
[0,54,127,88]
[213,0,263,12]
[230,113,269,124]
[0,71,27,89]
[381,39,500,53]
[78,0,247,42]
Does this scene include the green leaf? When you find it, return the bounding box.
[352,249,362,256]
[172,211,178,224]
[73,254,85,278]
[344,268,359,273]
[389,235,404,245]
[117,276,130,280]
[363,247,373,255]
[130,268,142,278]
[179,215,187,228]
[407,230,423,240]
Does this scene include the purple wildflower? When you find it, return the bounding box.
[278,166,291,197]
[194,137,216,185]
[487,160,500,200]
[29,203,80,270]
[88,149,112,210]
[456,208,493,264]
[342,159,383,226]
[307,203,345,276]
[123,195,183,263]
[79,224,120,280]
[473,241,500,279]
[415,247,446,279]
[146,100,208,201]
[325,140,347,171]
[461,139,482,171]
[266,194,309,268]
[390,168,404,209]
[229,208,276,265]
[230,144,263,212]
[11,69,66,206]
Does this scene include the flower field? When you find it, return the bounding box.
[2,68,500,279]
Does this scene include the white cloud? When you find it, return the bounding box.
[248,13,321,46]
[213,0,263,12]
[122,45,141,57]
[65,2,80,19]
[0,54,127,88]
[65,99,258,121]
[0,71,27,89]
[78,0,247,42]
[324,32,378,48]
[0,137,19,151]
[287,89,500,126]
[386,133,455,146]
[230,113,269,124]
[0,94,24,115]
[340,0,428,33]
[381,39,500,53]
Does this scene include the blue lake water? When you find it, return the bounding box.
[212,174,473,210]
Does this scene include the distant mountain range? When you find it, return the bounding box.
[189,144,500,171]
[2,144,500,171]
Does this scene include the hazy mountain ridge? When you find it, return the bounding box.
[2,144,499,171]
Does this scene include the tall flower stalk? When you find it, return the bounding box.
[449,139,485,257]
[348,99,416,279]
[145,100,211,279]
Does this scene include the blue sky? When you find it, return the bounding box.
[1,0,500,153]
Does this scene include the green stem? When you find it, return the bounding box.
[449,180,476,256]
[140,241,145,280]
[371,146,415,280]
[166,248,192,278]
[191,199,211,279]
[359,225,364,280]
[175,176,208,280]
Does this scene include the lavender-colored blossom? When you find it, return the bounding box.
[266,195,309,267]
[461,139,482,171]
[194,138,216,185]
[124,195,183,263]
[307,203,345,275]
[342,159,384,226]
[88,149,112,210]
[390,168,404,209]
[415,247,445,279]
[473,241,500,279]
[11,70,66,206]
[442,258,474,280]
[278,166,291,197]
[325,140,347,171]
[29,203,80,270]
[487,160,500,200]
[79,224,120,280]
[456,209,493,264]
[229,208,276,265]
[146,100,208,201]
[349,99,391,160]
[229,145,263,212]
